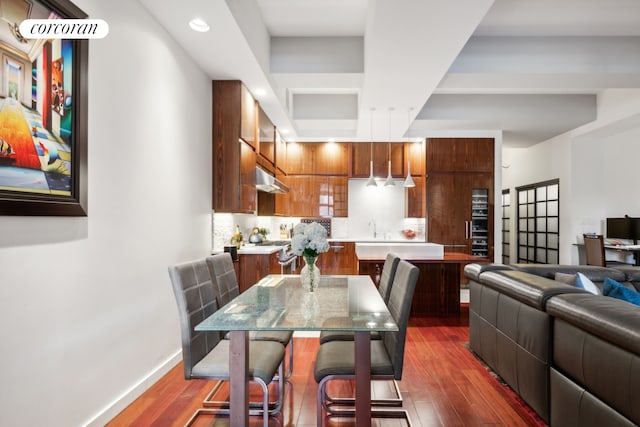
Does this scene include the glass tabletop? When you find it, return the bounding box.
[195,275,398,332]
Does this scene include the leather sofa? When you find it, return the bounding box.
[465,263,640,426]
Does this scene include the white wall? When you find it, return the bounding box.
[502,89,640,265]
[0,1,212,425]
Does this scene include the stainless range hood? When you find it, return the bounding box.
[255,167,289,194]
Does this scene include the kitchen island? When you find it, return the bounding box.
[357,251,488,316]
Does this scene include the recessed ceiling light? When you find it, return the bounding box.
[280,128,289,134]
[327,138,335,144]
[188,18,210,32]
[254,88,267,98]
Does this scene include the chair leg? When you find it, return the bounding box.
[317,375,413,426]
[202,366,284,413]
[325,378,403,407]
[285,337,294,379]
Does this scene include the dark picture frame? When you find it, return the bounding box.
[0,0,88,216]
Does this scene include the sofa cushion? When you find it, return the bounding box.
[554,272,576,286]
[576,272,601,295]
[513,264,627,284]
[604,277,640,306]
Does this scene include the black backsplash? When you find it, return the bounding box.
[301,218,331,238]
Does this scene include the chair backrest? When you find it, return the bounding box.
[583,234,606,266]
[168,259,222,379]
[378,253,401,304]
[381,260,419,380]
[206,253,240,307]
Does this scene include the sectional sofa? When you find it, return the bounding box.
[464,263,640,427]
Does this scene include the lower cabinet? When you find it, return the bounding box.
[318,242,356,275]
[237,251,281,293]
[358,259,461,316]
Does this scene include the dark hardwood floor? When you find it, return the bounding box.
[107,307,546,426]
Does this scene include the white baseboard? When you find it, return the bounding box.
[83,350,182,427]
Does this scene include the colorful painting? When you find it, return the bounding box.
[0,0,87,215]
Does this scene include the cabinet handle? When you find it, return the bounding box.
[465,221,469,240]
[331,245,344,252]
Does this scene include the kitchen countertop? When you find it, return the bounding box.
[227,238,431,255]
[237,245,287,255]
[357,252,489,263]
[327,238,426,243]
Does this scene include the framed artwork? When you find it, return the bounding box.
[0,0,88,215]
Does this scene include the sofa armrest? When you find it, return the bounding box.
[547,293,640,355]
[464,263,515,282]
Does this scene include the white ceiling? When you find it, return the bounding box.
[137,0,640,147]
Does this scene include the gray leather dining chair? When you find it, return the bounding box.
[318,252,400,344]
[205,254,294,381]
[168,258,285,427]
[314,259,419,426]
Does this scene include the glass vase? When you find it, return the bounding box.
[300,255,320,292]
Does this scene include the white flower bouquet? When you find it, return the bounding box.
[291,222,330,258]
[291,222,329,292]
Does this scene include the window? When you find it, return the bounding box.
[501,189,510,264]
[516,180,559,264]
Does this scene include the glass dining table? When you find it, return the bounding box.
[195,274,399,427]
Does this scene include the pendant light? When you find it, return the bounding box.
[384,108,395,187]
[404,107,416,188]
[366,108,377,187]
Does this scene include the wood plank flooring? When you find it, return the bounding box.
[107,308,546,426]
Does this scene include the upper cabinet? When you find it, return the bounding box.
[426,138,494,173]
[405,176,426,218]
[275,175,347,218]
[212,80,257,213]
[258,106,275,165]
[404,140,425,176]
[274,129,287,173]
[285,142,350,176]
[352,142,404,178]
[240,83,257,148]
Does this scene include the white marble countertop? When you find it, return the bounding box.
[237,245,286,255]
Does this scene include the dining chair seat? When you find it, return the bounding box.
[192,339,284,385]
[314,340,394,379]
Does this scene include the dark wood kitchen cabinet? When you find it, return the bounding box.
[426,138,494,260]
[274,129,287,173]
[284,142,349,176]
[405,176,425,218]
[213,80,258,213]
[426,138,493,173]
[258,106,275,165]
[275,175,347,218]
[237,251,281,293]
[318,241,356,274]
[404,140,425,176]
[352,142,404,178]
